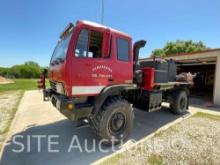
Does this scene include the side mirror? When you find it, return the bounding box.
[102,29,111,58]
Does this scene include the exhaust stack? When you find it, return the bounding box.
[133,40,146,71]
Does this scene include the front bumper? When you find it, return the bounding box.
[44,89,93,121]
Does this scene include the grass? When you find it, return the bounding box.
[0,79,49,92]
[193,112,220,121]
[0,78,49,150]
[0,90,23,150]
[148,154,163,165]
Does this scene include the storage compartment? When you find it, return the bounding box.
[140,59,177,83]
[133,91,162,112]
[168,59,177,82]
[140,59,169,83]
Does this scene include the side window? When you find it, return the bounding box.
[88,31,103,58]
[75,29,89,57]
[75,29,103,58]
[117,38,129,61]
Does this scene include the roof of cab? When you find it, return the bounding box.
[76,20,131,39]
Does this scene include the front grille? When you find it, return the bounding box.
[50,80,57,92]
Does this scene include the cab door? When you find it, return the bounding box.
[71,28,113,96]
[111,35,133,84]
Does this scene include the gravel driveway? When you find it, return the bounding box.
[104,112,220,165]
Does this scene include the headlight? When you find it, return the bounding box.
[56,82,65,94]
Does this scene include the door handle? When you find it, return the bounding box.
[108,77,114,81]
[85,63,91,66]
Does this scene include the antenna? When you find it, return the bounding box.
[101,0,104,24]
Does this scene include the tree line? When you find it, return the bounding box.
[151,40,209,57]
[0,61,46,78]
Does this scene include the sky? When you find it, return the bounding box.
[0,0,219,67]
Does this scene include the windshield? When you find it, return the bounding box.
[50,34,72,65]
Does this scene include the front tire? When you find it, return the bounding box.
[91,97,134,145]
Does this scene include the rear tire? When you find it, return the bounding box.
[91,97,134,145]
[170,90,188,115]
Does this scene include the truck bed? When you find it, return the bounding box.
[153,81,193,90]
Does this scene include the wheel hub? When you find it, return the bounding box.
[110,112,126,133]
[180,97,186,109]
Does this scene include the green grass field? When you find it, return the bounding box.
[0,79,49,92]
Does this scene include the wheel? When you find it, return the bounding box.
[170,90,188,114]
[91,97,134,145]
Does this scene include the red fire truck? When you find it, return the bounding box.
[40,20,193,145]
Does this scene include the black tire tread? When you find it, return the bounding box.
[90,96,133,144]
[170,90,188,115]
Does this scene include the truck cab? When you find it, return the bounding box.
[49,20,133,97]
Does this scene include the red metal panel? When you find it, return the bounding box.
[142,67,155,90]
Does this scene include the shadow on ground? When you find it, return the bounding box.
[0,107,185,165]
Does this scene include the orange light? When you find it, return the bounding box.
[67,103,74,110]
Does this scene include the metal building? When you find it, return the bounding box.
[143,49,220,106]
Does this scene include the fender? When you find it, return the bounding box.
[92,84,137,115]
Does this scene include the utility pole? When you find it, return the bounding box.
[101,0,104,24]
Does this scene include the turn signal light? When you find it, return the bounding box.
[67,103,74,110]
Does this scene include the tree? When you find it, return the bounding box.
[24,61,40,67]
[0,61,45,78]
[151,40,209,57]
